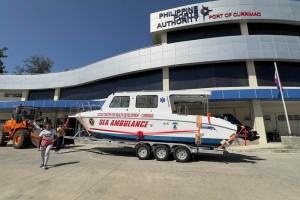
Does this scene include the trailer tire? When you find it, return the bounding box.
[173,146,191,162]
[136,144,151,160]
[13,129,30,149]
[154,145,170,161]
[0,131,8,146]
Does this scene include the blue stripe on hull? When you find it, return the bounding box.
[91,132,224,146]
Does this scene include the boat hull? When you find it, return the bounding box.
[76,112,237,146]
[90,129,224,146]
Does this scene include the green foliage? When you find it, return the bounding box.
[13,65,26,75]
[0,47,8,74]
[14,55,54,74]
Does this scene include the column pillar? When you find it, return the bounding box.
[21,90,29,101]
[241,21,267,144]
[251,100,268,144]
[246,61,258,87]
[162,67,169,91]
[161,32,167,44]
[54,88,61,100]
[240,21,249,35]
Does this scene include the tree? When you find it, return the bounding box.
[13,65,26,75]
[0,47,8,74]
[14,55,54,74]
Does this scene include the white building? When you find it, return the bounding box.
[1,0,300,144]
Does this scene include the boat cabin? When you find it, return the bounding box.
[101,90,212,115]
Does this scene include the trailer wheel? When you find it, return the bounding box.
[13,129,30,149]
[0,131,8,146]
[154,145,170,161]
[173,146,190,162]
[136,144,151,160]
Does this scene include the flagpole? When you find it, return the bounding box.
[274,62,292,136]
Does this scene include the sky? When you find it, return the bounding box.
[0,0,205,73]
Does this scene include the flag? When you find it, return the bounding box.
[274,70,283,91]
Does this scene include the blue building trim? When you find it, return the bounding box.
[0,89,299,109]
[0,100,105,109]
[210,89,300,101]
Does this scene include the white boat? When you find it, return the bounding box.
[75,90,259,147]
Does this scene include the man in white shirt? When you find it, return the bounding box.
[39,122,56,170]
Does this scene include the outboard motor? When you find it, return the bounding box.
[216,114,260,141]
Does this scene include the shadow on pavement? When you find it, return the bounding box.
[90,147,266,163]
[57,146,266,164]
[2,144,13,147]
[61,145,85,149]
[192,152,266,164]
[48,161,80,168]
[56,147,135,157]
[89,147,136,157]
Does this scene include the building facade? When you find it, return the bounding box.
[1,0,300,144]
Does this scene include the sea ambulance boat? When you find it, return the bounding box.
[75,90,259,146]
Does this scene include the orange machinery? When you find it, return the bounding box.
[0,105,42,149]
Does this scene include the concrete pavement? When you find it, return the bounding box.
[0,142,299,200]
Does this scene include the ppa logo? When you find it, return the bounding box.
[200,5,213,21]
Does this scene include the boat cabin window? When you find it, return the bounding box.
[136,95,158,108]
[169,95,209,115]
[109,96,130,108]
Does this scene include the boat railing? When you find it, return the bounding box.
[176,106,189,115]
[69,102,101,114]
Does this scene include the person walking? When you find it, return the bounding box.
[39,122,56,170]
[55,124,66,153]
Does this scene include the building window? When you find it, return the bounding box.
[169,62,249,90]
[167,23,241,44]
[109,96,130,108]
[136,95,158,108]
[263,115,271,121]
[248,23,300,36]
[277,115,300,121]
[255,62,300,87]
[28,89,55,100]
[60,70,162,100]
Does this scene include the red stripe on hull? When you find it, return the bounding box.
[90,128,197,135]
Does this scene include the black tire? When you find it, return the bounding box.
[13,129,30,149]
[0,131,8,146]
[135,144,151,160]
[154,145,170,161]
[173,146,191,162]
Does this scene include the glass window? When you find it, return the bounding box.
[60,70,162,100]
[248,23,300,36]
[170,62,249,90]
[109,96,130,108]
[136,95,158,108]
[263,115,271,121]
[28,89,55,100]
[255,62,300,87]
[277,115,300,121]
[167,23,241,44]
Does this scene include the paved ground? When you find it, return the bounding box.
[0,142,299,200]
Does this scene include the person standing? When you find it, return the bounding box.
[39,122,56,170]
[55,125,66,153]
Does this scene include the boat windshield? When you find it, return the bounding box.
[169,94,209,115]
